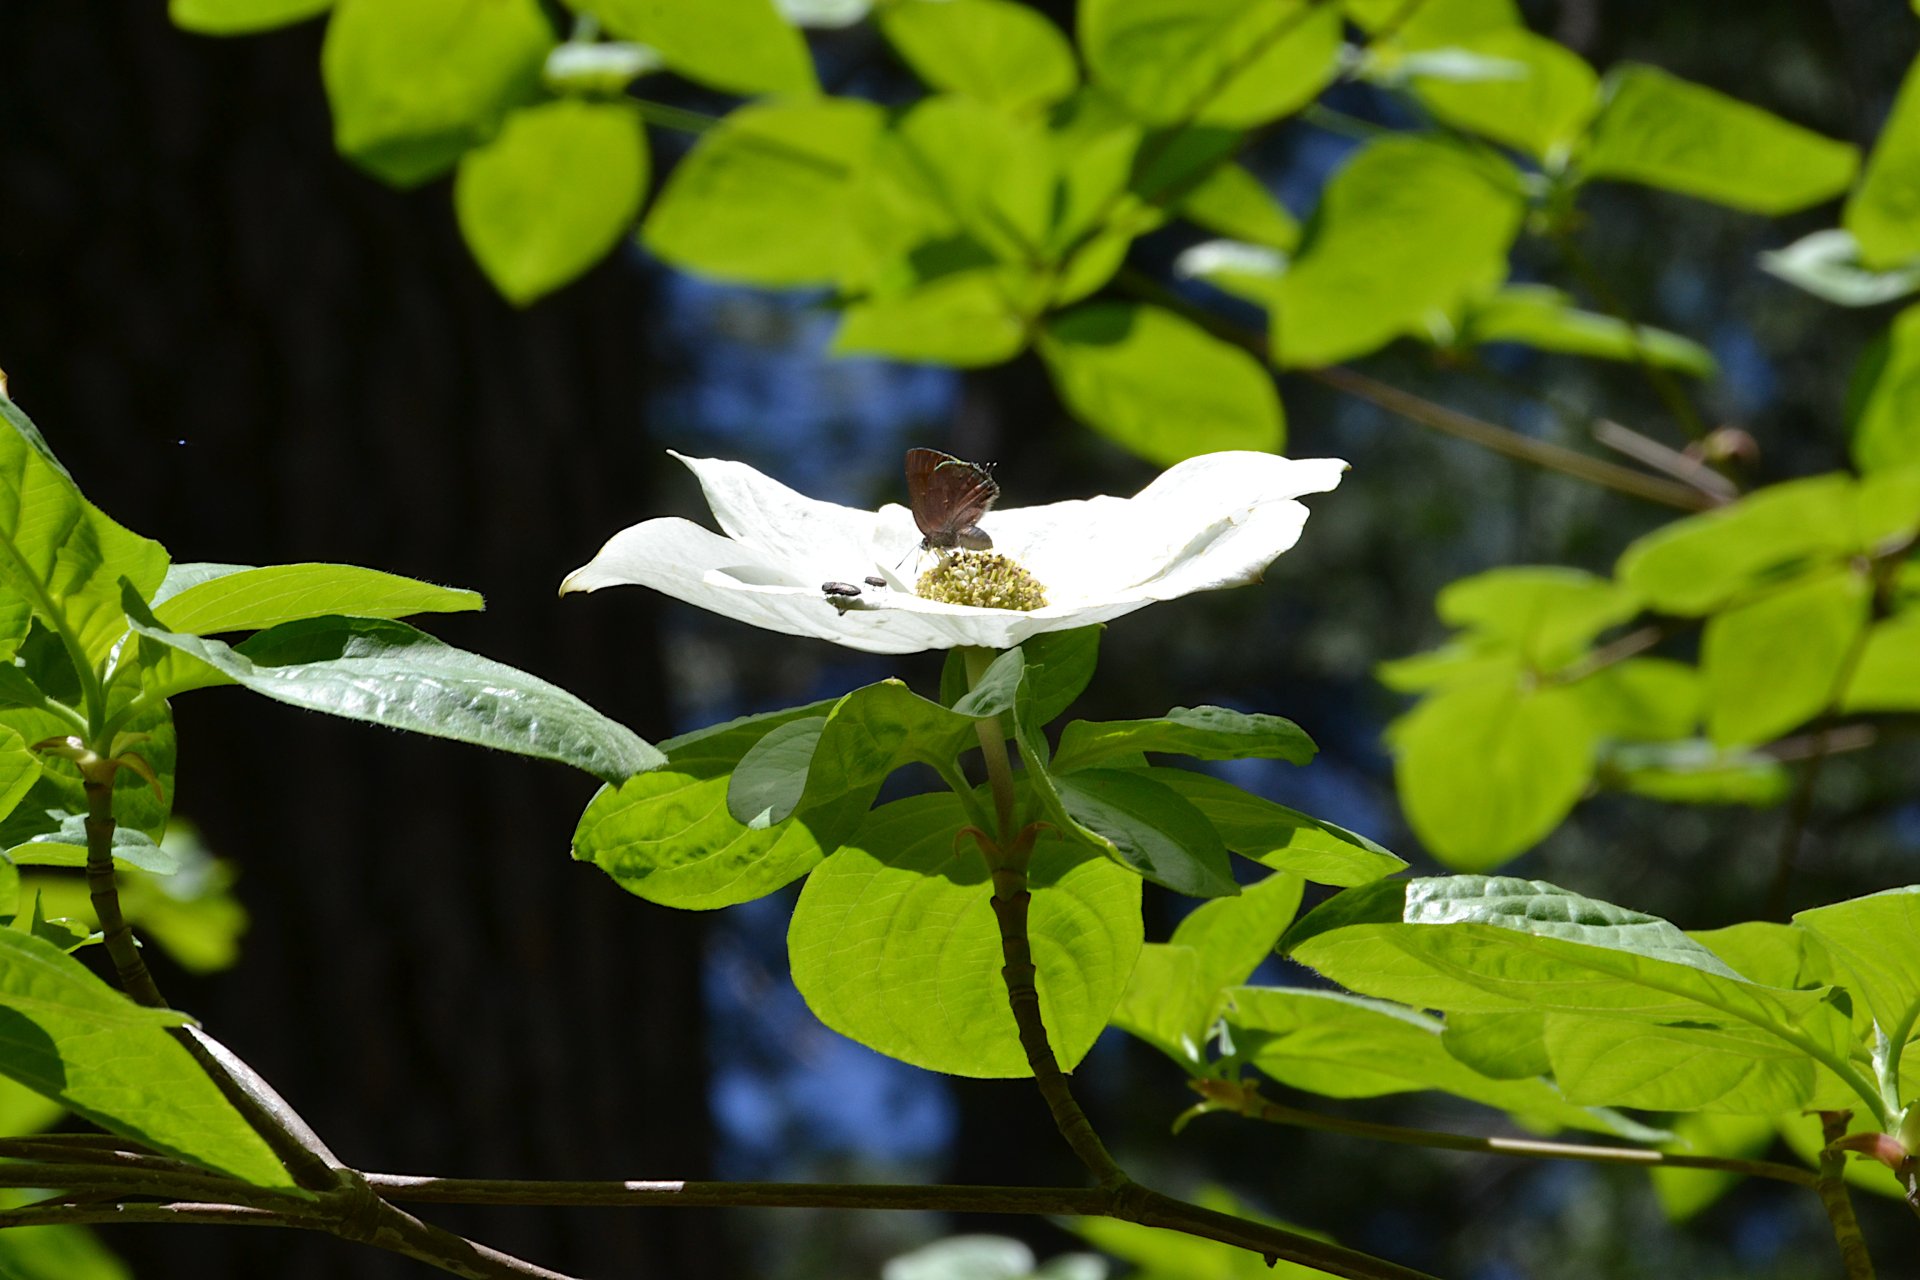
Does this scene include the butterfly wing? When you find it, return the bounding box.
[906,448,1000,540]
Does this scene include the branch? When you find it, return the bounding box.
[1817,1113,1879,1280]
[1113,269,1714,511]
[1204,1081,1818,1187]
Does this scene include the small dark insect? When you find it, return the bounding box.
[863,575,888,589]
[906,447,998,552]
[821,581,863,598]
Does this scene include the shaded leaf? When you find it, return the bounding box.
[1151,768,1406,887]
[1462,285,1715,378]
[1052,768,1239,898]
[170,0,330,33]
[1844,56,1920,269]
[1055,705,1314,773]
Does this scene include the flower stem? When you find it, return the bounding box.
[960,648,1018,843]
[1817,1112,1879,1280]
[958,648,1125,1188]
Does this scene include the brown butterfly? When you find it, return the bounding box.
[905,448,999,552]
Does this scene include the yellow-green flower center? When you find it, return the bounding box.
[915,550,1048,611]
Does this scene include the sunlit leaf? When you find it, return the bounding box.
[788,793,1141,1076]
[321,0,552,187]
[1151,768,1407,887]
[1392,677,1595,870]
[1700,567,1869,747]
[153,562,481,636]
[1844,57,1920,269]
[1462,285,1716,378]
[1850,302,1920,474]
[1081,0,1343,128]
[1581,64,1858,214]
[169,0,330,33]
[1411,28,1597,164]
[1039,303,1283,463]
[0,930,291,1186]
[879,0,1077,113]
[643,97,884,287]
[455,100,649,305]
[1271,137,1524,368]
[583,0,817,96]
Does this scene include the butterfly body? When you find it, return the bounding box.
[905,448,999,552]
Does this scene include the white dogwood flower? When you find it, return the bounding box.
[561,450,1346,655]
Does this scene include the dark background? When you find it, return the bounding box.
[1,2,1917,1277]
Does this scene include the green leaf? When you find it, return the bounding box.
[1850,302,1920,474]
[128,608,659,783]
[572,701,845,908]
[7,815,180,877]
[1055,705,1315,773]
[170,0,330,33]
[1080,0,1343,128]
[855,95,1056,277]
[0,930,291,1186]
[1462,285,1716,378]
[1439,1010,1550,1079]
[1700,567,1869,747]
[1845,610,1920,712]
[940,628,1101,724]
[1573,657,1700,741]
[1111,870,1302,1064]
[0,1221,130,1280]
[1580,64,1858,215]
[0,395,170,665]
[1410,28,1597,164]
[1176,164,1300,250]
[1614,474,1859,615]
[455,100,649,305]
[1342,0,1517,44]
[643,97,883,287]
[152,562,481,636]
[1283,876,1846,1047]
[1271,137,1525,368]
[1601,741,1790,808]
[788,793,1142,1076]
[1070,1188,1334,1280]
[879,0,1076,114]
[1761,228,1920,308]
[0,728,39,833]
[0,703,176,846]
[583,0,817,96]
[1435,565,1640,669]
[1845,56,1920,269]
[1051,768,1238,898]
[832,271,1032,367]
[725,679,975,828]
[1795,888,1920,1060]
[1227,986,1659,1135]
[1039,303,1283,464]
[1151,768,1406,887]
[1392,677,1596,870]
[1545,1016,1825,1114]
[320,0,552,188]
[1173,869,1302,993]
[1650,1112,1776,1222]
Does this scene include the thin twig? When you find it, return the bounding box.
[1113,268,1714,511]
[1541,625,1668,686]
[366,1176,1107,1214]
[1554,231,1712,441]
[1211,1084,1817,1186]
[1591,419,1737,503]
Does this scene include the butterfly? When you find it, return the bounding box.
[905,448,999,553]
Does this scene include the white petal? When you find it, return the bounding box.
[671,451,881,578]
[984,453,1347,601]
